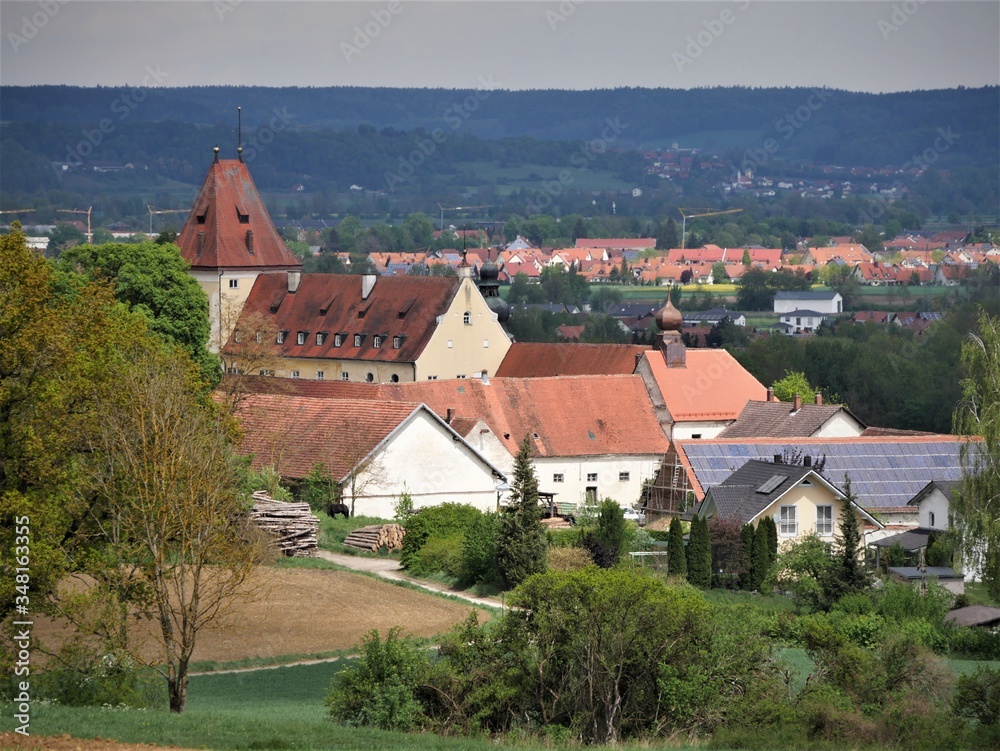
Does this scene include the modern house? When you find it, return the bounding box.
[778,309,828,334]
[773,290,843,315]
[690,459,881,549]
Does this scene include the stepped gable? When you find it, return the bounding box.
[177,152,302,271]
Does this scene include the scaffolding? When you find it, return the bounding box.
[643,447,695,521]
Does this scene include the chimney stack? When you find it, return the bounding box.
[361,274,377,300]
[446,408,455,424]
[792,393,802,412]
[814,392,823,405]
[803,455,812,468]
[766,387,775,402]
[773,454,783,464]
[246,229,254,255]
[287,270,301,293]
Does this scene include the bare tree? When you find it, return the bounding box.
[218,305,287,414]
[336,416,388,518]
[86,339,272,713]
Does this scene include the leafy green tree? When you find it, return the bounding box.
[656,217,679,250]
[589,285,623,314]
[46,222,86,256]
[580,314,629,344]
[402,212,435,247]
[687,514,712,588]
[772,370,818,403]
[749,521,773,591]
[953,311,1000,597]
[711,262,728,283]
[769,534,836,611]
[742,248,752,266]
[0,227,155,621]
[855,223,884,255]
[495,436,547,588]
[668,516,687,577]
[326,627,429,731]
[582,499,629,568]
[58,241,219,384]
[735,267,774,311]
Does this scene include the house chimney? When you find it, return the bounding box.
[287,270,301,293]
[361,274,377,300]
[197,230,205,257]
[814,392,823,405]
[766,387,775,402]
[773,454,783,464]
[803,455,812,468]
[446,408,455,424]
[792,393,802,412]
[246,229,254,255]
[480,371,490,386]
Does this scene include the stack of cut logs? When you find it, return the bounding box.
[249,491,318,557]
[342,524,406,553]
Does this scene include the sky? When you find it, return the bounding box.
[1,1,998,92]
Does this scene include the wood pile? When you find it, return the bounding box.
[342,524,406,553]
[250,491,318,557]
[541,516,573,530]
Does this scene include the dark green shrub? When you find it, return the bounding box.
[953,665,1000,726]
[667,516,686,578]
[400,503,481,571]
[326,627,428,731]
[35,649,163,709]
[947,625,1000,659]
[545,527,582,548]
[408,533,464,578]
[459,510,500,585]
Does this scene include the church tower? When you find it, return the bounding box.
[177,147,302,352]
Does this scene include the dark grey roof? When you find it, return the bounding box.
[870,528,935,551]
[608,302,660,318]
[719,400,863,439]
[676,437,977,511]
[907,479,962,506]
[775,291,840,300]
[701,460,823,525]
[888,566,962,580]
[780,309,827,317]
[945,606,1000,628]
[683,308,744,323]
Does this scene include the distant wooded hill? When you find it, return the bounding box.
[3,85,997,166]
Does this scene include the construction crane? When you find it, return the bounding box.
[0,209,35,226]
[678,207,743,250]
[57,206,93,243]
[437,203,492,232]
[147,204,189,234]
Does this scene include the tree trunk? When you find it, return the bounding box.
[168,662,189,713]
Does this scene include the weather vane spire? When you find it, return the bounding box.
[237,106,243,162]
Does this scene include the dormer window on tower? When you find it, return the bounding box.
[236,205,250,224]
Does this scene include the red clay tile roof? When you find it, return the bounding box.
[177,158,302,271]
[641,349,767,421]
[236,374,670,459]
[231,273,461,364]
[495,342,650,377]
[235,395,421,480]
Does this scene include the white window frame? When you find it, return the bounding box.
[296,331,306,345]
[779,505,797,536]
[291,370,300,379]
[276,331,286,344]
[587,472,598,482]
[373,335,382,348]
[316,332,326,346]
[229,278,239,289]
[341,372,349,381]
[816,505,833,536]
[463,311,472,325]
[354,334,362,347]
[393,336,402,349]
[316,371,325,380]
[619,472,630,482]
[334,333,343,347]
[553,473,564,483]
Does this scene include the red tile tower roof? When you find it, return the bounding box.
[177,155,302,271]
[496,342,650,377]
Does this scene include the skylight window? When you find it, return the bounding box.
[756,475,787,494]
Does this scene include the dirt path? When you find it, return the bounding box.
[315,550,503,610]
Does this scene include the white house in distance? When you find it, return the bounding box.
[234,394,507,518]
[773,290,843,315]
[779,309,828,334]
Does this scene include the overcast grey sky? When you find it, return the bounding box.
[2,1,998,91]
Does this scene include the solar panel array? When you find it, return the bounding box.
[682,440,974,510]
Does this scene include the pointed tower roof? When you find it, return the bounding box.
[177,152,302,271]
